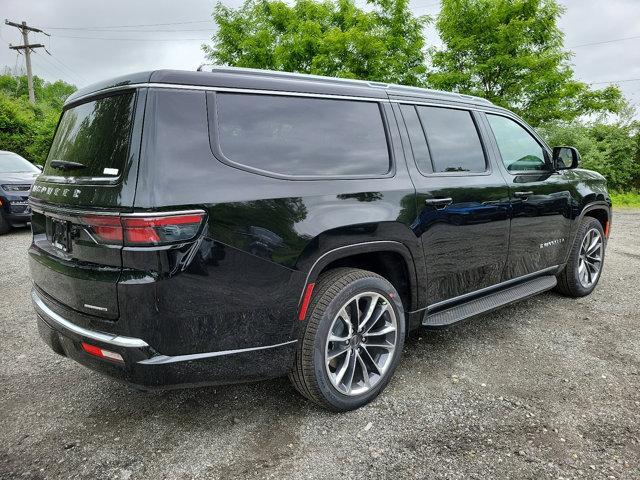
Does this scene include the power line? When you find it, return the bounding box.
[30,53,75,85]
[31,51,78,84]
[37,27,216,33]
[590,78,640,85]
[43,20,212,30]
[44,50,88,83]
[51,34,210,42]
[568,34,640,49]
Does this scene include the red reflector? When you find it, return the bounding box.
[604,221,610,238]
[81,342,124,363]
[298,283,315,321]
[81,342,103,356]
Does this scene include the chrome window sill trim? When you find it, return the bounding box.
[138,340,298,365]
[32,289,149,348]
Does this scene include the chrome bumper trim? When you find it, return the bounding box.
[138,340,298,365]
[32,289,149,348]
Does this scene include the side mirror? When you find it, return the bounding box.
[552,146,580,170]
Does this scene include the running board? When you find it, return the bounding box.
[423,275,557,327]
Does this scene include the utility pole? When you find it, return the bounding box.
[5,20,48,103]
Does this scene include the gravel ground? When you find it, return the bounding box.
[1,210,639,480]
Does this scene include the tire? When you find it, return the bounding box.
[289,267,406,411]
[555,217,606,298]
[0,212,11,235]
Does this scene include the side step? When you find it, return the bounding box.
[423,275,557,327]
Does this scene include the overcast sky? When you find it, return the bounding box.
[1,0,639,114]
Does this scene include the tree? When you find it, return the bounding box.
[539,119,640,192]
[203,0,429,86]
[0,73,76,164]
[428,0,625,126]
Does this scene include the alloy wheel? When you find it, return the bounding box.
[324,292,398,396]
[578,227,603,288]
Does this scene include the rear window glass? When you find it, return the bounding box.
[43,92,136,178]
[214,93,390,177]
[417,106,486,173]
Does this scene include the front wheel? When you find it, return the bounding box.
[289,268,405,411]
[556,217,606,297]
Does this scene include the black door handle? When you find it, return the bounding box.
[513,191,533,199]
[424,197,453,209]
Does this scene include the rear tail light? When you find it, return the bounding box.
[81,211,205,246]
[122,214,205,245]
[81,342,124,363]
[82,215,123,244]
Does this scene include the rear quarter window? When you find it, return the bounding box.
[211,93,391,178]
[43,91,136,179]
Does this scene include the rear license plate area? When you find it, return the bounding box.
[48,217,71,252]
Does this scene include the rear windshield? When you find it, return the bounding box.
[43,91,136,179]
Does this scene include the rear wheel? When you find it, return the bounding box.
[556,217,605,297]
[289,268,405,411]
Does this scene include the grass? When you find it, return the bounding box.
[610,191,640,208]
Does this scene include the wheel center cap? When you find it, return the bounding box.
[350,334,363,347]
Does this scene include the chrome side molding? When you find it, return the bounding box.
[138,340,298,365]
[32,290,149,348]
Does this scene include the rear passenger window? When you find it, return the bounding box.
[417,106,486,173]
[400,104,432,174]
[214,93,390,177]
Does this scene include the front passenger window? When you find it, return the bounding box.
[487,114,548,172]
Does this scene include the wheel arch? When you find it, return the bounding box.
[564,201,611,264]
[299,241,419,315]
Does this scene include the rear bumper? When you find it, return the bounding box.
[32,288,297,389]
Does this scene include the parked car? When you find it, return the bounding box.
[0,150,40,234]
[29,68,611,411]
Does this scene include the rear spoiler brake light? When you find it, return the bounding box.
[81,211,206,246]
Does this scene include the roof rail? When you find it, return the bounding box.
[204,65,387,87]
[199,65,493,105]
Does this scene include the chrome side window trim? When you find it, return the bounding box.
[65,82,391,106]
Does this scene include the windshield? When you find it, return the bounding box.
[43,91,136,178]
[0,152,40,173]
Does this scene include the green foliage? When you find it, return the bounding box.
[609,191,640,208]
[0,74,75,165]
[429,0,625,126]
[204,0,429,86]
[539,120,640,192]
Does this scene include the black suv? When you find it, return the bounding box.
[29,68,611,411]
